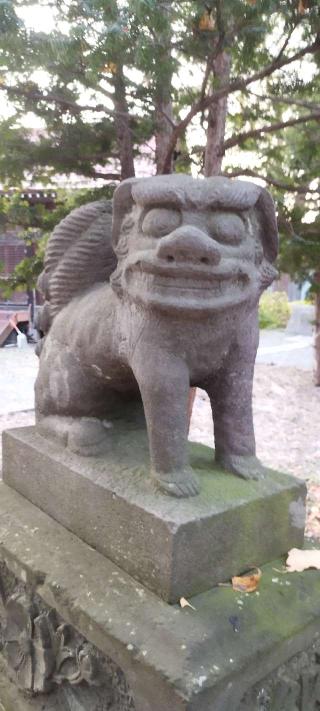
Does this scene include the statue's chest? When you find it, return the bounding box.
[123,309,238,381]
[184,332,234,382]
[162,322,235,381]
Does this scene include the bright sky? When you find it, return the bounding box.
[17,4,56,32]
[0,5,54,124]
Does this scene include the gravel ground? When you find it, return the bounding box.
[190,364,320,537]
[0,361,319,537]
[190,364,320,482]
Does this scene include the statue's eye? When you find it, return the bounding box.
[208,212,245,245]
[142,208,181,237]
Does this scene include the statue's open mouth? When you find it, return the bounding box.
[152,273,249,294]
[127,257,250,293]
[122,257,255,314]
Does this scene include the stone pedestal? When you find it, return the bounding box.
[1,426,318,710]
[2,427,305,603]
[0,483,320,711]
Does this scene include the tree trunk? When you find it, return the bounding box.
[155,98,174,174]
[204,51,231,177]
[113,67,135,180]
[154,0,174,175]
[314,271,320,386]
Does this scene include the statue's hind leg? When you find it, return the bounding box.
[35,341,114,455]
[36,414,112,455]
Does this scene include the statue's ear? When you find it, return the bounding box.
[255,188,279,263]
[112,178,139,249]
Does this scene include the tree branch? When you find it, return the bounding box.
[223,168,320,194]
[191,0,228,118]
[203,36,320,110]
[272,19,301,64]
[199,25,226,102]
[0,83,128,120]
[95,80,115,101]
[222,110,320,151]
[160,35,319,173]
[247,90,320,112]
[157,108,176,129]
[90,170,121,181]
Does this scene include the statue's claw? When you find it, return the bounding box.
[216,454,267,481]
[153,468,200,498]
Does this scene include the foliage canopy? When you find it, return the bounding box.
[0,0,319,295]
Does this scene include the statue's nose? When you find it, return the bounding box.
[156,226,221,266]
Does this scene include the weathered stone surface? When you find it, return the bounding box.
[3,427,306,603]
[0,483,319,711]
[35,175,279,498]
[0,566,132,711]
[239,639,320,710]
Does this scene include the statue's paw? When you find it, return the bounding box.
[217,454,267,481]
[68,418,109,456]
[153,468,200,498]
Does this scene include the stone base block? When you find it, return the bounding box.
[2,426,306,603]
[0,483,319,711]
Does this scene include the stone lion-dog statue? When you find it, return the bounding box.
[35,175,278,498]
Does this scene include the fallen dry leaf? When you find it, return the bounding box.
[286,548,320,572]
[232,568,262,593]
[179,597,196,611]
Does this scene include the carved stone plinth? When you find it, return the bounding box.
[0,482,320,711]
[3,426,306,603]
[0,568,129,711]
[239,642,320,710]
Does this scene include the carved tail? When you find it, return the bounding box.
[36,200,117,342]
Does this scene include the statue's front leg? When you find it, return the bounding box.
[132,350,199,498]
[206,339,267,481]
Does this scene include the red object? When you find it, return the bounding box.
[0,309,30,346]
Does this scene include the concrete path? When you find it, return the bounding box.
[257,329,314,370]
[0,329,315,416]
[0,344,38,415]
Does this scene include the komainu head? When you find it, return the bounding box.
[111,175,278,315]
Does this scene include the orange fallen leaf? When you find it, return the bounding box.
[180,597,196,611]
[286,548,320,572]
[232,568,261,593]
